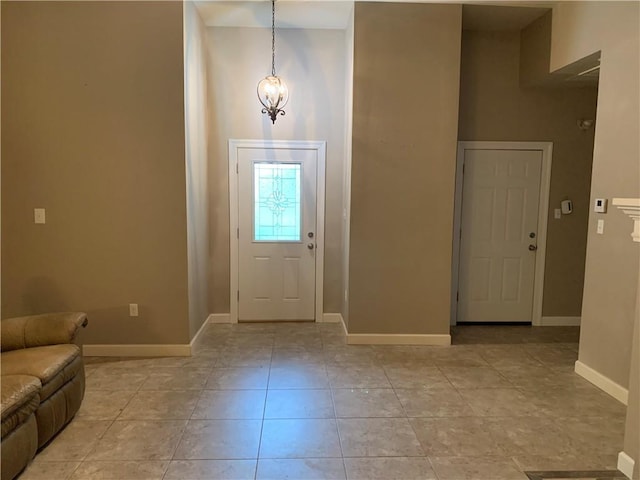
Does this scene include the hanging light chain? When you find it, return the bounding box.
[271,0,276,76]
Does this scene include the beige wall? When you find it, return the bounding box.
[184,1,211,339]
[1,1,191,344]
[519,12,553,87]
[342,7,355,328]
[206,26,348,315]
[551,1,640,388]
[550,2,640,471]
[348,2,462,335]
[458,29,598,317]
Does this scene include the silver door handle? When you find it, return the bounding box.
[307,243,315,250]
[529,244,537,251]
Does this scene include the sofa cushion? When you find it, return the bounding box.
[1,345,81,401]
[1,375,41,438]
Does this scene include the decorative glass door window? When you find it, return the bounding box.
[254,162,302,241]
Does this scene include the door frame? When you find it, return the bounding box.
[451,141,553,326]
[228,139,326,323]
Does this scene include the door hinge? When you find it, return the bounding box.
[236,163,239,174]
[237,227,239,239]
[462,163,465,174]
[456,291,459,301]
[237,291,240,301]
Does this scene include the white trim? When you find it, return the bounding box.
[337,313,451,346]
[451,141,553,326]
[575,360,629,405]
[189,315,210,351]
[315,143,327,323]
[82,344,191,357]
[340,314,349,337]
[207,313,232,324]
[617,451,635,479]
[346,334,451,346]
[320,313,343,323]
[612,198,640,242]
[228,139,326,323]
[83,318,213,356]
[540,316,581,326]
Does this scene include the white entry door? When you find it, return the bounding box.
[457,149,543,323]
[236,145,319,321]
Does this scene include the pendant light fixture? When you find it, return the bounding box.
[257,0,288,124]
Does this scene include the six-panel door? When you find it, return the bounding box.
[458,149,542,323]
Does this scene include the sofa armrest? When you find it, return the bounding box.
[1,312,88,351]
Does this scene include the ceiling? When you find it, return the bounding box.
[194,1,354,30]
[462,5,550,31]
[194,1,553,31]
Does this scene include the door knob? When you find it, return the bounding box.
[307,243,315,250]
[528,244,537,251]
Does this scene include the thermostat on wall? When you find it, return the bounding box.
[594,198,608,213]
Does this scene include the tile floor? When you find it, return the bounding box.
[18,323,627,480]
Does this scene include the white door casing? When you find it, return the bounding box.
[451,142,552,326]
[229,140,326,323]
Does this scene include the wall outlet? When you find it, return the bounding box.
[597,219,605,234]
[554,208,562,219]
[34,208,46,224]
[129,303,139,317]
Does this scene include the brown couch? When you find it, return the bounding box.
[1,312,88,480]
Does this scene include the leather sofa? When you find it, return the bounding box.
[1,312,88,480]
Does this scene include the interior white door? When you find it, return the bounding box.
[457,149,542,323]
[237,147,317,321]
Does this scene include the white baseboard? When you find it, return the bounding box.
[340,314,348,336]
[83,343,191,357]
[540,316,581,326]
[189,316,210,351]
[346,333,451,346]
[83,313,215,357]
[338,314,451,345]
[320,313,343,323]
[618,451,635,479]
[575,360,629,405]
[207,313,339,324]
[207,313,231,324]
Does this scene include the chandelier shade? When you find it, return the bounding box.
[258,75,289,123]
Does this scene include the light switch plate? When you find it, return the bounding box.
[34,208,46,224]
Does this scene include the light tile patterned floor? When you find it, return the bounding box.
[18,323,627,480]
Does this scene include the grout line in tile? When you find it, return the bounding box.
[255,341,275,479]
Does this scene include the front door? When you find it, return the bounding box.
[236,145,318,321]
[457,149,542,323]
